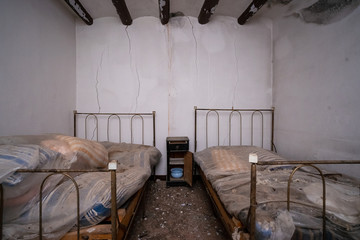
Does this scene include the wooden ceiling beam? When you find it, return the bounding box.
[112,0,132,25]
[238,0,267,25]
[159,0,170,25]
[64,0,93,25]
[198,0,219,24]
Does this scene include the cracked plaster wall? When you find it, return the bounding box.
[272,6,360,178]
[76,16,272,175]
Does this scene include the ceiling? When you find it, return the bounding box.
[72,0,252,19]
[63,0,360,26]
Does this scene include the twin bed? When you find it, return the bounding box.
[193,107,360,240]
[1,107,359,240]
[0,111,160,240]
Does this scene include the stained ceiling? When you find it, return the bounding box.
[63,0,360,26]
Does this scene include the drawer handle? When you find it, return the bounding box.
[169,141,188,144]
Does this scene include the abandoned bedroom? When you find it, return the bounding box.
[0,0,359,239]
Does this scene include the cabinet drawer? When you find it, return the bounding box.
[167,142,188,151]
[166,137,189,151]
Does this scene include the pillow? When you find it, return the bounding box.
[0,134,109,169]
[52,135,109,168]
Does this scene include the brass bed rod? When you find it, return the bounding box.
[255,159,360,165]
[249,160,360,240]
[1,168,118,240]
[194,106,275,152]
[73,110,156,147]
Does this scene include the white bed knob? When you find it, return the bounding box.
[108,160,117,170]
[249,153,258,163]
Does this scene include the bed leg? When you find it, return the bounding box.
[0,184,3,239]
[111,169,117,240]
[249,163,257,240]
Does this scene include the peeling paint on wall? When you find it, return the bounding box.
[301,0,360,24]
[267,0,360,24]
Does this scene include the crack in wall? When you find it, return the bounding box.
[232,37,240,108]
[125,26,140,112]
[166,24,172,134]
[91,47,106,140]
[187,17,199,82]
[95,48,105,113]
[207,53,213,105]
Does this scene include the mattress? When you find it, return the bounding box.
[0,135,161,240]
[195,146,360,240]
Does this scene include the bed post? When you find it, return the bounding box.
[152,111,156,147]
[73,110,77,137]
[249,162,257,240]
[271,107,275,151]
[194,106,197,152]
[109,162,118,240]
[0,184,3,239]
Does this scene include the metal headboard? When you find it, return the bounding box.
[73,111,156,146]
[194,106,274,152]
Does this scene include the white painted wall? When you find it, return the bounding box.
[76,16,272,175]
[0,0,76,136]
[273,7,360,178]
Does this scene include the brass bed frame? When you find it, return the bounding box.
[194,106,360,240]
[0,110,157,240]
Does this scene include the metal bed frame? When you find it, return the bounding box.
[194,106,275,152]
[194,106,360,240]
[73,110,156,146]
[0,110,157,240]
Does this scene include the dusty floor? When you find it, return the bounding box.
[127,179,229,240]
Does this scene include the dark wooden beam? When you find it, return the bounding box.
[238,0,267,25]
[64,0,93,25]
[112,0,132,25]
[159,0,170,25]
[198,0,219,24]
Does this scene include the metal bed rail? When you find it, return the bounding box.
[194,106,275,152]
[73,111,156,147]
[249,160,360,240]
[1,167,118,240]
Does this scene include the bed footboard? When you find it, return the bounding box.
[249,160,360,240]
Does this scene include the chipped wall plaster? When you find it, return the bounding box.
[265,0,360,24]
[76,16,272,175]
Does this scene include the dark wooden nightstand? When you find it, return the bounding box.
[166,137,193,187]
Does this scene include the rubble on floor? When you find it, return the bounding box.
[127,179,229,240]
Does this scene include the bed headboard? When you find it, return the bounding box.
[194,106,274,152]
[73,110,156,146]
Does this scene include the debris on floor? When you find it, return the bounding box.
[127,179,229,240]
